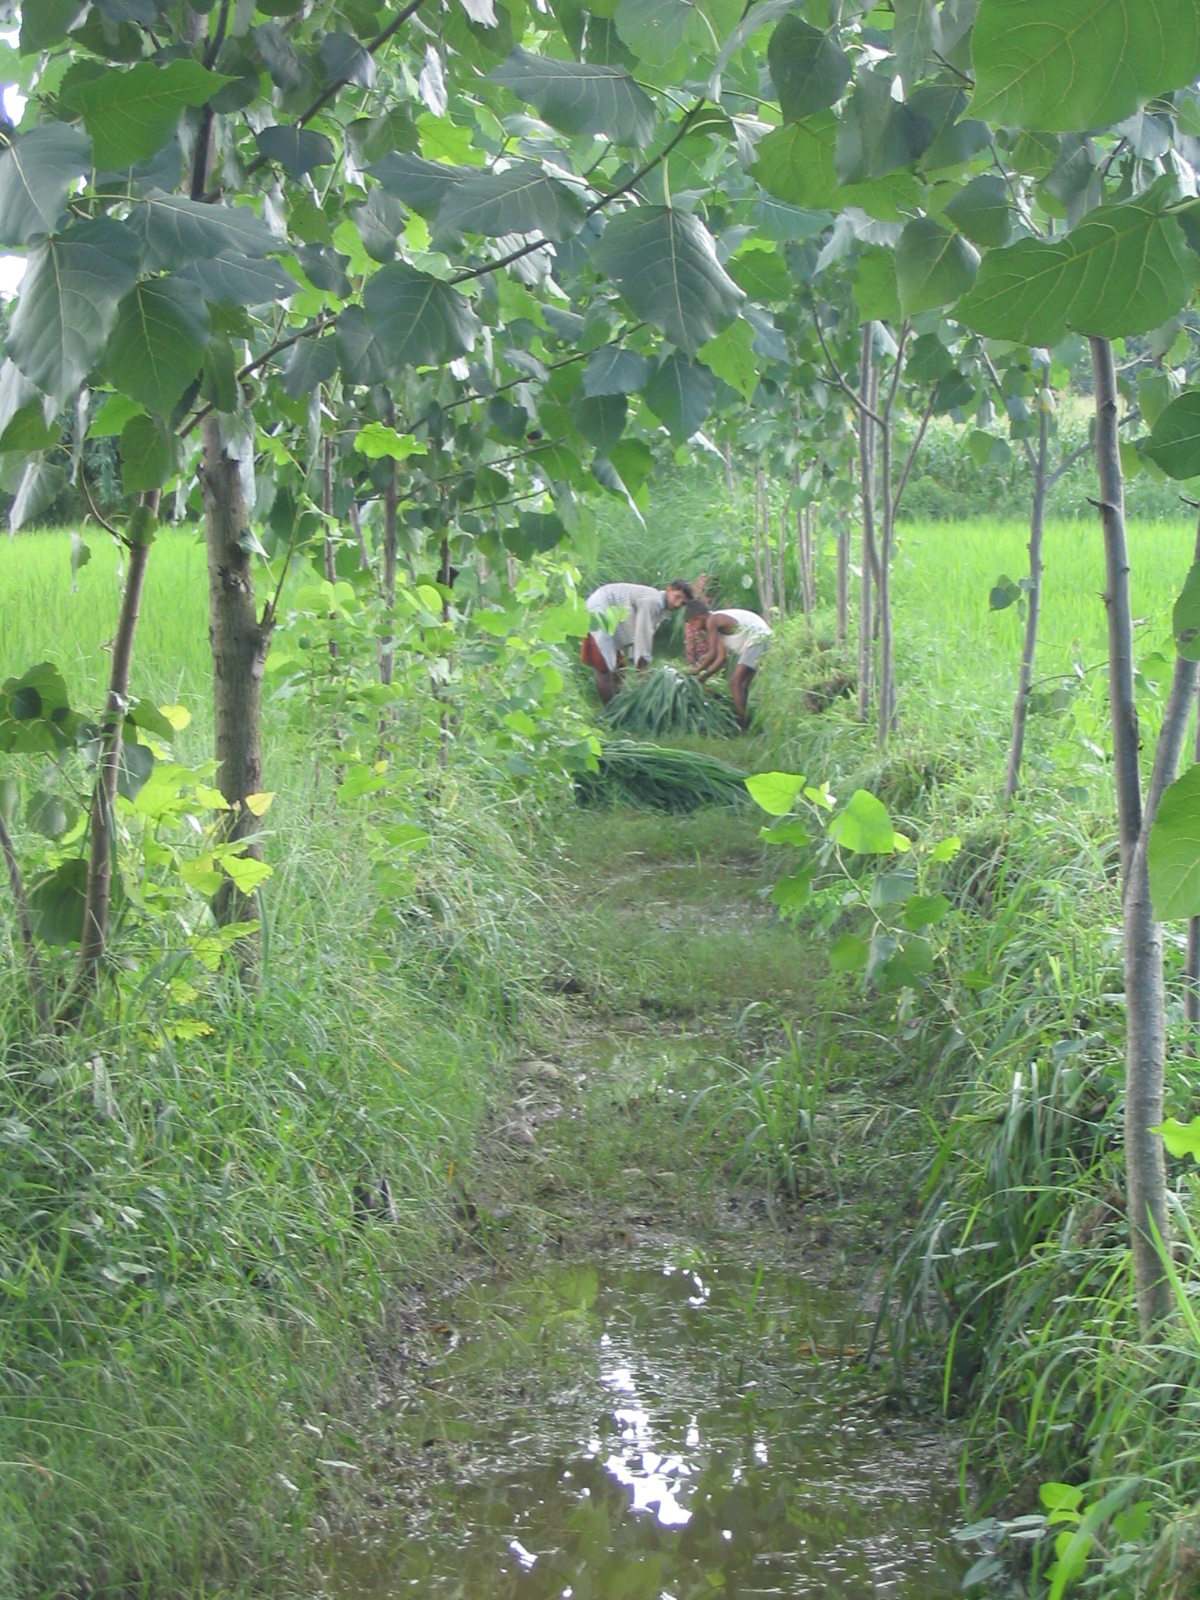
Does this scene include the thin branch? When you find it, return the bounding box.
[813,309,884,427]
[181,313,332,437]
[0,810,50,1029]
[229,0,432,190]
[980,348,1038,473]
[80,472,127,545]
[202,0,231,70]
[448,100,706,287]
[882,318,910,422]
[893,391,936,520]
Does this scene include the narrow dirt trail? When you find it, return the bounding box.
[314,805,972,1598]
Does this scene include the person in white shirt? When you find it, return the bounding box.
[582,579,693,703]
[686,598,772,729]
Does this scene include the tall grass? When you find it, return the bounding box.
[0,528,577,1594]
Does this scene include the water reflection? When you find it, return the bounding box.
[318,1254,972,1598]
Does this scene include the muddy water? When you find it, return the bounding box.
[318,1249,971,1598]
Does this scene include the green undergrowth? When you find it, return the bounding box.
[0,753,572,1595]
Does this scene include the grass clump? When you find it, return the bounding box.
[575,740,749,814]
[603,665,739,738]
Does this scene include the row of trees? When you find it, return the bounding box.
[5,0,1200,1333]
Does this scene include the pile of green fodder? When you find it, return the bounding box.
[576,739,749,813]
[603,665,739,738]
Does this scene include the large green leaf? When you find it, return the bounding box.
[767,16,851,122]
[853,248,902,323]
[255,125,336,178]
[335,306,389,387]
[614,0,741,67]
[101,276,210,414]
[487,48,656,146]
[943,173,1013,248]
[698,318,758,401]
[1149,763,1200,919]
[745,771,805,815]
[0,125,93,248]
[436,163,586,242]
[66,59,228,171]
[590,208,743,357]
[5,219,143,408]
[954,178,1196,344]
[752,114,921,222]
[121,413,177,492]
[895,217,979,314]
[179,252,296,307]
[971,0,1200,133]
[835,70,933,185]
[20,0,88,52]
[128,190,278,268]
[582,346,653,396]
[28,858,89,946]
[369,152,463,217]
[363,263,478,374]
[894,0,938,84]
[643,354,714,439]
[1144,391,1200,479]
[9,458,68,533]
[829,789,902,853]
[571,392,628,451]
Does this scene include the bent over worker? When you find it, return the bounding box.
[686,599,772,729]
[582,580,692,704]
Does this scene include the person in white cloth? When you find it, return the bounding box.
[685,598,772,729]
[581,579,693,704]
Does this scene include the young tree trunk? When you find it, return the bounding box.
[836,520,849,646]
[349,501,370,569]
[1187,689,1200,1052]
[439,533,451,770]
[760,471,775,618]
[201,417,272,944]
[723,435,733,493]
[878,407,896,746]
[776,504,787,619]
[379,458,398,686]
[1091,335,1173,1335]
[322,434,336,584]
[857,326,876,723]
[506,554,519,590]
[752,465,768,615]
[808,506,819,609]
[72,497,157,1006]
[1004,399,1050,802]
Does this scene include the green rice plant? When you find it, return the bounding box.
[603,665,740,738]
[574,739,750,813]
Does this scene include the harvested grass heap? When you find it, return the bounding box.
[603,666,739,739]
[576,740,749,813]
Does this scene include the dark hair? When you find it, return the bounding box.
[666,579,694,599]
[685,598,711,622]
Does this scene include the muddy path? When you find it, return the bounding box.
[314,808,972,1597]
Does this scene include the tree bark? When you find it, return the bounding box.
[379,458,398,686]
[201,417,271,942]
[1092,335,1171,1335]
[349,501,370,569]
[776,504,787,619]
[1004,398,1049,802]
[1187,687,1200,1051]
[857,326,876,723]
[723,435,733,492]
[73,496,157,1005]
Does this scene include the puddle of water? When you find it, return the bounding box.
[317,1251,972,1598]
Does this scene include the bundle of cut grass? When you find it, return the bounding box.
[575,740,750,813]
[603,665,739,739]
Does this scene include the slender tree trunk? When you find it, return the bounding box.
[857,326,876,722]
[809,506,818,609]
[439,533,451,770]
[1187,687,1200,1052]
[836,520,849,646]
[349,501,370,569]
[1092,335,1172,1335]
[506,554,518,590]
[379,458,398,686]
[723,435,733,493]
[878,407,896,746]
[0,809,49,1028]
[322,435,336,584]
[202,418,271,945]
[761,471,775,618]
[1004,400,1049,802]
[752,465,768,615]
[72,496,157,1006]
[776,505,787,619]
